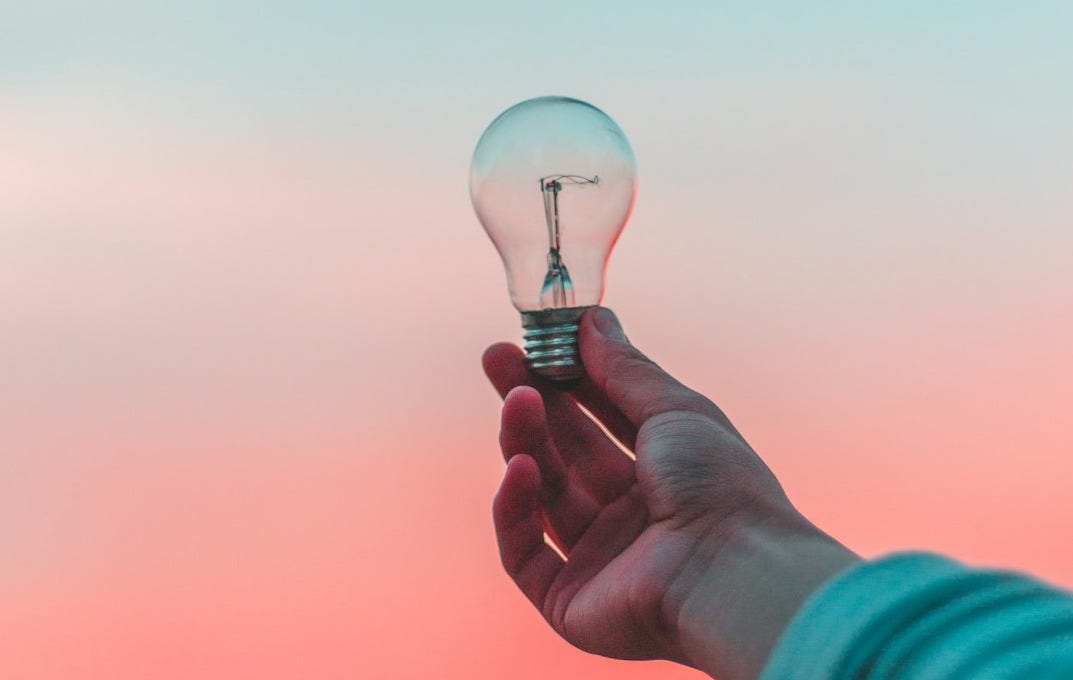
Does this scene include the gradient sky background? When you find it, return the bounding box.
[4,3,1073,678]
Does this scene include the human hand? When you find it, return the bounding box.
[484,308,858,680]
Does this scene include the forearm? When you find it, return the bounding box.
[668,506,860,680]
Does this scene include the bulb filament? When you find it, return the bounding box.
[539,174,599,309]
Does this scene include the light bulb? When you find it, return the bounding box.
[470,96,637,383]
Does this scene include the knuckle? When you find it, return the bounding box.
[640,409,718,437]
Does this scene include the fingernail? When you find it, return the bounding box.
[592,308,627,341]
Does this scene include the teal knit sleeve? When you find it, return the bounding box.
[759,552,1073,679]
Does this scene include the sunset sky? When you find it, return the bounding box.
[3,3,1073,678]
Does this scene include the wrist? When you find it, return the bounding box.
[666,504,860,680]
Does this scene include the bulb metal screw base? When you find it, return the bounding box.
[520,306,591,385]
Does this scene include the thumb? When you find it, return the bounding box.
[579,308,720,429]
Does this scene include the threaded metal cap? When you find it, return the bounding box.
[520,306,591,384]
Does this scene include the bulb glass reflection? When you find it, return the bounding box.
[470,96,637,382]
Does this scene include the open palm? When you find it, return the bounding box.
[484,309,788,665]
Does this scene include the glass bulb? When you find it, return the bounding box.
[470,96,637,383]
